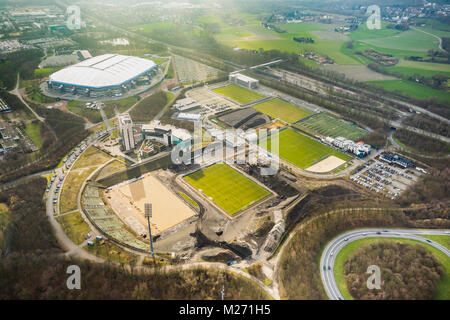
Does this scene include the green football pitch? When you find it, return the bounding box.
[253,98,313,123]
[259,128,352,169]
[213,84,264,104]
[183,163,272,215]
[295,113,368,141]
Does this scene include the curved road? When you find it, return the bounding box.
[10,74,45,122]
[320,228,450,300]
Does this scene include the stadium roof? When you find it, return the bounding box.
[49,54,156,89]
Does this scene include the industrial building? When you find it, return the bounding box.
[118,113,135,151]
[47,54,158,98]
[0,122,19,155]
[325,136,371,158]
[76,50,92,60]
[142,126,172,147]
[380,152,415,168]
[229,73,259,89]
[142,121,191,146]
[176,112,202,122]
[0,98,12,113]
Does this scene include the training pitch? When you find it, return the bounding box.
[296,113,368,141]
[259,128,352,169]
[253,98,313,123]
[213,84,264,104]
[183,163,272,215]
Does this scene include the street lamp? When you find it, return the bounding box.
[144,203,155,258]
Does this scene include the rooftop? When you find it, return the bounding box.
[49,54,156,89]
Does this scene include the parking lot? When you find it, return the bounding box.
[47,130,108,206]
[350,159,422,200]
[185,86,240,117]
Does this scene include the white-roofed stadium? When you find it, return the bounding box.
[47,54,158,99]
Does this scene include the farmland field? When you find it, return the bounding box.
[349,23,439,54]
[253,98,313,123]
[295,113,368,141]
[360,29,439,53]
[183,163,271,215]
[367,80,450,104]
[259,128,352,169]
[213,84,264,104]
[385,60,450,78]
[130,22,177,33]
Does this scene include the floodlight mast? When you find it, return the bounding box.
[145,203,155,258]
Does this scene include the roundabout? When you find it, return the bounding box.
[320,228,450,300]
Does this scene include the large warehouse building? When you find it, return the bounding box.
[47,54,158,98]
[229,73,259,89]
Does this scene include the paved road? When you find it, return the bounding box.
[9,74,45,122]
[0,169,53,191]
[320,228,450,300]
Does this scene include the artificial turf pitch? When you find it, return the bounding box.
[183,163,271,215]
[253,98,313,123]
[213,84,264,104]
[259,128,352,169]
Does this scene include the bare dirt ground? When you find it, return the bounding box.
[305,155,346,173]
[319,65,398,82]
[174,55,221,84]
[105,171,196,235]
[187,86,239,109]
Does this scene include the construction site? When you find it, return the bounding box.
[76,143,309,263]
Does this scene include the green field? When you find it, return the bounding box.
[295,113,368,141]
[229,34,359,66]
[34,67,59,78]
[130,21,177,33]
[67,96,139,123]
[389,60,450,78]
[218,20,360,65]
[145,57,168,65]
[349,23,440,56]
[259,128,352,169]
[183,163,271,215]
[334,237,450,300]
[213,84,264,104]
[24,122,43,149]
[419,235,450,250]
[178,192,199,208]
[56,211,91,245]
[362,29,438,53]
[253,98,313,123]
[367,80,450,104]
